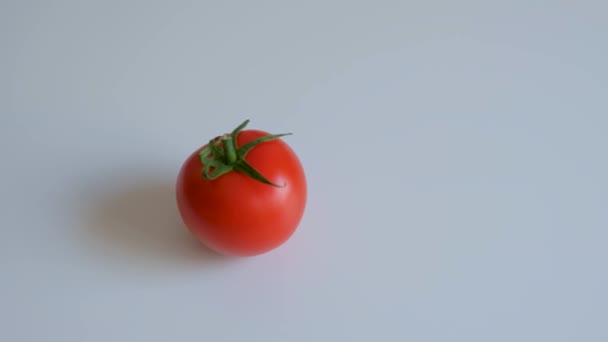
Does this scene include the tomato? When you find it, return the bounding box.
[176,120,307,256]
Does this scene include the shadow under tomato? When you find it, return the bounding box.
[80,173,235,272]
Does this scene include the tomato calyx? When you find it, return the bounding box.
[198,119,292,187]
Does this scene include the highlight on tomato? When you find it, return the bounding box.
[176,119,307,257]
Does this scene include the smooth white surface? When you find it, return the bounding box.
[2,1,607,341]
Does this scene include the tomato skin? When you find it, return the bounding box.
[176,129,307,256]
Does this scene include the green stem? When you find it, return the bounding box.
[198,119,291,187]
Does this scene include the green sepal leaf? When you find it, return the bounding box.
[238,133,292,158]
[234,160,284,187]
[231,119,250,136]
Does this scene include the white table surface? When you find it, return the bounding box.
[2,1,607,341]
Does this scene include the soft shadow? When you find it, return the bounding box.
[80,176,233,271]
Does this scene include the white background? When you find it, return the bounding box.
[2,1,607,341]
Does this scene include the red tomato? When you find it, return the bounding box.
[176,120,307,256]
